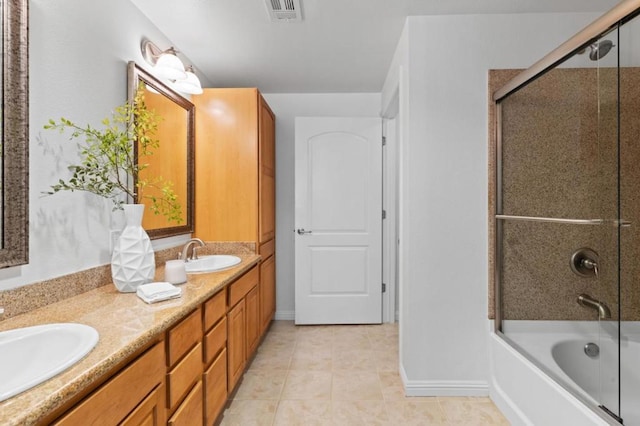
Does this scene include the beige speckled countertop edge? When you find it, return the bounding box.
[0,254,260,426]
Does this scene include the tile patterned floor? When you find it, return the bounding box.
[219,321,510,425]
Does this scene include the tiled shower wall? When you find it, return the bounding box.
[489,68,640,321]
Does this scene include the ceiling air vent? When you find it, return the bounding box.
[265,0,302,22]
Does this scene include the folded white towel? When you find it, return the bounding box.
[136,282,182,304]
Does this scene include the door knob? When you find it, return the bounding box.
[296,228,312,235]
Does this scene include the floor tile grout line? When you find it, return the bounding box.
[270,328,294,426]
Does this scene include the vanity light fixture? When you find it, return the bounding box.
[173,65,204,95]
[153,47,186,80]
[141,39,203,95]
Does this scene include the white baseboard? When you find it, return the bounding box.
[399,364,489,397]
[275,310,398,323]
[274,310,295,320]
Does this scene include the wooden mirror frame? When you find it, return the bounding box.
[0,0,29,268]
[127,62,195,239]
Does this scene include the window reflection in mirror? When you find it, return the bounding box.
[127,62,194,239]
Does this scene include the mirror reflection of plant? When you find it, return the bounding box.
[44,85,182,223]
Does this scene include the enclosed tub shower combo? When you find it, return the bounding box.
[492,0,640,424]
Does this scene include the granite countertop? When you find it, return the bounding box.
[0,254,261,426]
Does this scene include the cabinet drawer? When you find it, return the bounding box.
[167,342,203,411]
[167,308,202,368]
[55,342,164,425]
[204,316,227,366]
[168,380,204,426]
[204,289,226,332]
[204,348,227,424]
[229,266,258,307]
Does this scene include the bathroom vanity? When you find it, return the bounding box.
[0,254,265,426]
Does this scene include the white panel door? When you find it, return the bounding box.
[295,117,382,324]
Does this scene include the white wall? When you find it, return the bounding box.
[261,93,382,319]
[384,12,601,394]
[0,0,208,291]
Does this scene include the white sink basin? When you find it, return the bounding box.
[184,255,242,273]
[0,323,99,402]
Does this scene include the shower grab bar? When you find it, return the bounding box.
[495,215,604,225]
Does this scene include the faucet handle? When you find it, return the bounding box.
[570,248,599,278]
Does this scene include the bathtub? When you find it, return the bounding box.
[490,321,640,425]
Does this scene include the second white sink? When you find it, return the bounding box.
[0,323,99,402]
[184,255,242,273]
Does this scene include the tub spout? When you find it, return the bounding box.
[577,294,611,319]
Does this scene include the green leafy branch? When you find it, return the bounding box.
[44,85,182,222]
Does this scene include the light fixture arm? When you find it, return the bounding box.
[141,39,179,66]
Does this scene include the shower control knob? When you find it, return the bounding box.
[570,248,599,278]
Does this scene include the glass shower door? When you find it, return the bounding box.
[592,27,621,422]
[496,28,622,421]
[617,13,640,424]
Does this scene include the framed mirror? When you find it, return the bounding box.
[127,62,195,239]
[0,0,29,268]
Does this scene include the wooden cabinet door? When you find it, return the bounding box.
[245,285,260,358]
[259,95,276,244]
[227,299,246,392]
[194,89,259,242]
[120,384,166,426]
[260,255,276,333]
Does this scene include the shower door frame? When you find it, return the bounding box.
[493,0,640,101]
[492,0,640,422]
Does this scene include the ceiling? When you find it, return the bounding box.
[130,0,618,93]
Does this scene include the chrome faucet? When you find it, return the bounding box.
[577,294,611,319]
[179,238,205,261]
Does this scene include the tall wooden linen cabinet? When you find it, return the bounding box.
[193,88,276,353]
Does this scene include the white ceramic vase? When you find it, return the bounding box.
[111,204,155,293]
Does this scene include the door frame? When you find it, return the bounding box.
[382,118,396,323]
[290,112,400,324]
[382,87,400,324]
